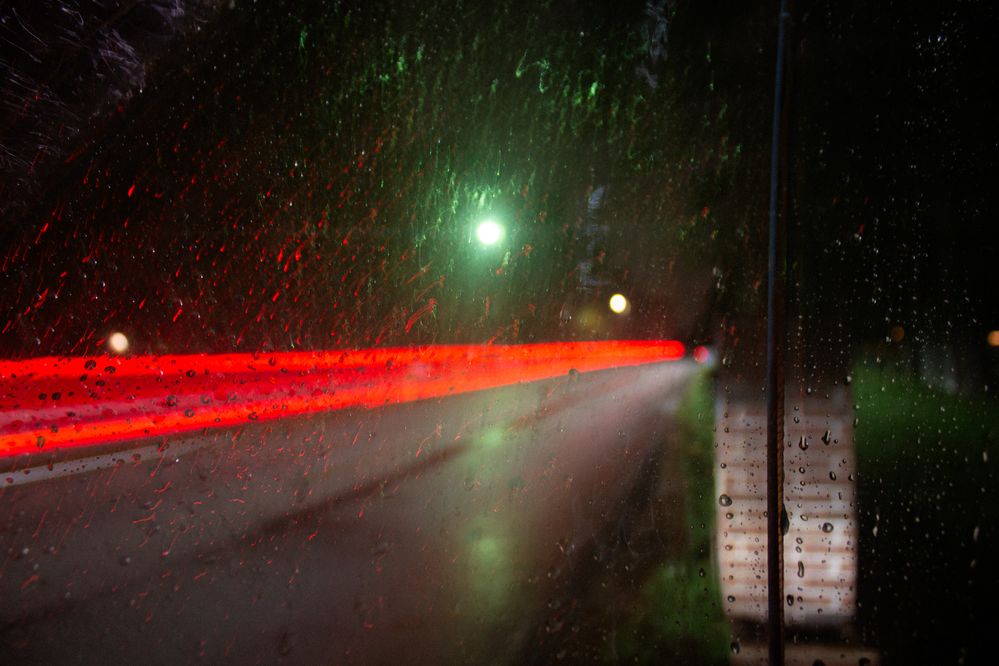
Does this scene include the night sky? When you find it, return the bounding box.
[1,0,997,368]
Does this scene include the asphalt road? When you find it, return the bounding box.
[1,360,696,664]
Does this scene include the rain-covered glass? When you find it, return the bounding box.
[1,1,996,664]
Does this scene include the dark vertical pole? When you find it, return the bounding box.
[767,1,791,665]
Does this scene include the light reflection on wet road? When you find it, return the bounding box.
[1,360,695,664]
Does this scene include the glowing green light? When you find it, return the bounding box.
[476,219,504,246]
[478,427,504,449]
[465,525,514,610]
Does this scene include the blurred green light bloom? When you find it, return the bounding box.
[476,219,504,246]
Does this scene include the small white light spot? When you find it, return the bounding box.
[108,332,129,354]
[609,293,628,314]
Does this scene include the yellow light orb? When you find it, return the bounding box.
[608,293,628,314]
[108,331,129,354]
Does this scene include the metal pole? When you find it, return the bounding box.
[766,1,791,664]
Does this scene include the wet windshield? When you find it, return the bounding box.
[1,1,996,664]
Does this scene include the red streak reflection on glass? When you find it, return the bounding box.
[0,340,683,458]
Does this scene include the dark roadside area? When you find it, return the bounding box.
[520,369,731,665]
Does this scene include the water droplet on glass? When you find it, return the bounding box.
[730,641,741,655]
[718,494,733,507]
[727,595,736,603]
[822,522,835,533]
[821,429,832,445]
[797,561,805,578]
[786,594,794,607]
[798,435,808,451]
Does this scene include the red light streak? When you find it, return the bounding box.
[0,340,683,458]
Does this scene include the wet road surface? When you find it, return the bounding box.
[2,360,696,664]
